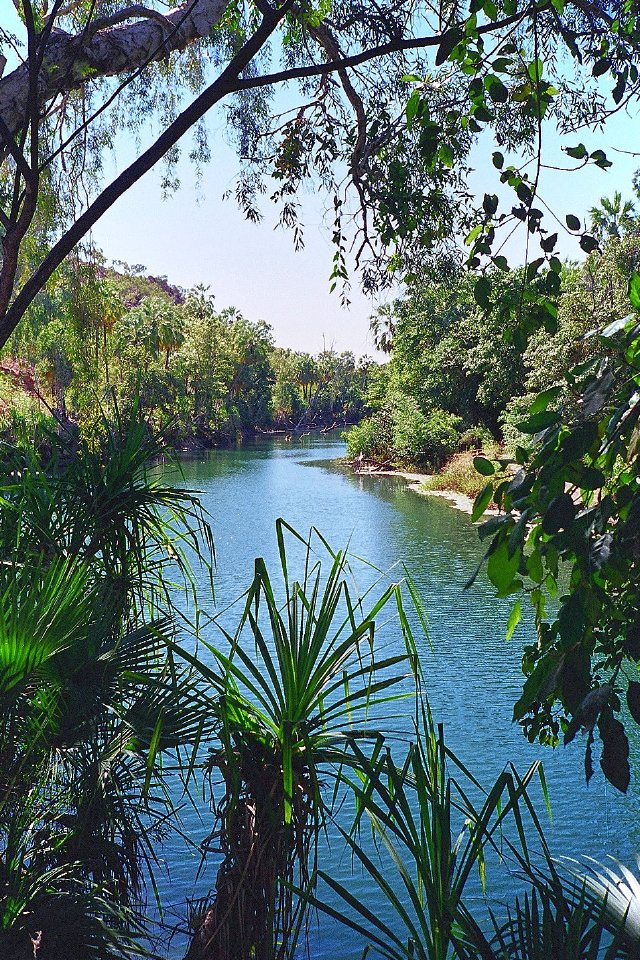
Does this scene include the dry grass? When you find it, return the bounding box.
[425,448,507,499]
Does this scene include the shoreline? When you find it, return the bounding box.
[352,466,496,516]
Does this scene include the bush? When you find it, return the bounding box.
[344,413,391,461]
[345,394,461,468]
[390,395,461,468]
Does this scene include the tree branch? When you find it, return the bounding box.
[0,0,296,345]
[0,0,232,137]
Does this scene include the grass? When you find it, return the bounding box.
[424,447,508,500]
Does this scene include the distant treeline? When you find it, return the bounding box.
[0,258,374,447]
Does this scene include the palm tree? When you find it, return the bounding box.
[178,520,415,960]
[588,191,637,240]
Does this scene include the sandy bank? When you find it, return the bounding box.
[352,467,496,516]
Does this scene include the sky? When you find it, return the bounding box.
[2,0,640,356]
[89,128,388,358]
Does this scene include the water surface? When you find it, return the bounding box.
[157,434,640,956]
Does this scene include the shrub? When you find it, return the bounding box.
[390,395,461,468]
[426,447,508,498]
[344,413,391,461]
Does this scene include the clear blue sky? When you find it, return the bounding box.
[3,0,640,354]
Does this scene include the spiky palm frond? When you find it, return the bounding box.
[314,697,546,960]
[181,520,418,960]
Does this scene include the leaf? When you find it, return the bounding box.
[516,410,560,434]
[487,541,521,594]
[540,232,558,253]
[585,729,594,783]
[565,143,587,159]
[529,385,562,415]
[599,713,630,793]
[542,493,576,534]
[492,151,504,169]
[629,273,640,311]
[505,599,522,640]
[471,482,493,522]
[592,58,610,77]
[483,193,498,216]
[473,103,494,123]
[435,26,463,65]
[438,143,454,167]
[474,276,492,309]
[580,234,599,254]
[590,149,612,169]
[627,681,640,725]
[406,89,421,130]
[485,75,508,103]
[527,58,544,82]
[566,214,581,231]
[473,455,495,476]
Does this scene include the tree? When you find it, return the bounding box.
[589,192,637,242]
[2,0,640,347]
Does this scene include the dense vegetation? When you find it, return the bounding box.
[346,228,640,475]
[4,0,640,955]
[0,259,372,447]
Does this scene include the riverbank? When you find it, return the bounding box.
[352,465,492,515]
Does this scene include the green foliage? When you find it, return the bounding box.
[2,264,374,447]
[474,279,640,792]
[0,407,215,957]
[176,520,414,960]
[426,448,506,499]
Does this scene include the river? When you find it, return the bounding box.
[155,432,640,958]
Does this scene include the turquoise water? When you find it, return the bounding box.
[155,433,640,957]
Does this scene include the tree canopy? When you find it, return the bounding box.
[2,0,640,345]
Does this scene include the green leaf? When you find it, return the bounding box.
[485,75,509,103]
[473,455,495,476]
[527,58,544,82]
[483,193,499,216]
[529,386,562,415]
[565,143,587,159]
[516,410,560,434]
[438,143,455,167]
[474,276,492,309]
[471,482,493,522]
[506,599,522,640]
[465,224,483,245]
[629,273,640,310]
[406,90,421,130]
[487,541,521,593]
[566,214,581,231]
[590,149,612,169]
[435,27,464,66]
[492,151,504,169]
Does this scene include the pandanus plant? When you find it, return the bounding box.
[178,520,417,960]
[316,690,640,960]
[0,406,215,958]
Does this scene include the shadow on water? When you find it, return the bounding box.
[156,434,640,958]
